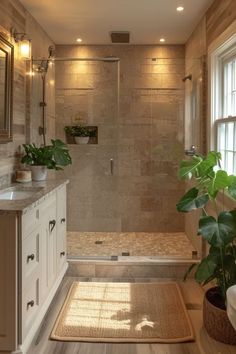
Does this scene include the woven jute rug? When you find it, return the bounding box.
[51,282,194,343]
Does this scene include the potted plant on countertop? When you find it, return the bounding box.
[64,125,91,145]
[176,151,236,344]
[21,139,72,181]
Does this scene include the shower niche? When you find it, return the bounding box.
[64,125,98,145]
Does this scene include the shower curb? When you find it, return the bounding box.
[66,258,199,278]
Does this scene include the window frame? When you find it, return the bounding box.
[209,32,236,166]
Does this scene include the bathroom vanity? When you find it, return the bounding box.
[0,179,69,354]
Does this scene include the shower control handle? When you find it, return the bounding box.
[185,145,196,156]
[110,158,114,175]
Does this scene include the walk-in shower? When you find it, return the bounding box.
[48,45,198,262]
[29,45,201,261]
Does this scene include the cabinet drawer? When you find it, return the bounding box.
[22,276,40,341]
[22,230,40,287]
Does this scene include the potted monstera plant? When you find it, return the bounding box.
[21,139,72,181]
[176,151,236,344]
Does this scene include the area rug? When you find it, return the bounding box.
[51,282,194,343]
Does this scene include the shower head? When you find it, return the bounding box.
[182,74,192,82]
[48,45,55,59]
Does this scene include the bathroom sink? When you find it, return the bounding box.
[0,187,43,200]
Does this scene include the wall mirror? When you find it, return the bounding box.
[0,33,13,143]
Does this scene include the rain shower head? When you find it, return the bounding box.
[182,74,192,82]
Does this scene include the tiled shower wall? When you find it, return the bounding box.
[0,0,55,187]
[55,45,185,232]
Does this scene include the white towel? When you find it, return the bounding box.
[227,285,236,330]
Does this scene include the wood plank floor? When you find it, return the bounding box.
[27,277,236,354]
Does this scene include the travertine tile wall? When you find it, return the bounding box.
[0,0,55,187]
[55,45,185,232]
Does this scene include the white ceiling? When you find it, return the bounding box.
[20,0,214,45]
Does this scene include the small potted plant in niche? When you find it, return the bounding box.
[176,151,236,344]
[64,125,90,145]
[21,139,72,181]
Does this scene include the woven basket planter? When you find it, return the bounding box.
[203,287,236,345]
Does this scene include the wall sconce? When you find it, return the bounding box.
[11,27,32,60]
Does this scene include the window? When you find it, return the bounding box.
[211,34,236,174]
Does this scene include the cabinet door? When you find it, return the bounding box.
[41,193,57,301]
[56,185,67,272]
[0,214,18,351]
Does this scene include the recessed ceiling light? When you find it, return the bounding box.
[76,38,82,43]
[177,6,184,12]
[160,38,165,43]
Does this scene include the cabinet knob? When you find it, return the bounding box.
[60,251,65,257]
[49,219,56,232]
[61,218,66,224]
[27,300,34,309]
[27,254,35,262]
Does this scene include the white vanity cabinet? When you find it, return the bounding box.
[0,181,68,354]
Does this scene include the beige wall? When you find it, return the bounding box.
[184,0,236,254]
[0,0,55,187]
[206,0,236,46]
[55,45,185,232]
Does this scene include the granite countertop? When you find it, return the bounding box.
[0,179,69,214]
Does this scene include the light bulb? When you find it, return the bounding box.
[19,39,31,59]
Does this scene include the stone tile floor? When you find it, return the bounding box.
[67,231,196,258]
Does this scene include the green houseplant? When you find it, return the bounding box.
[64,125,91,145]
[21,139,72,181]
[176,151,236,344]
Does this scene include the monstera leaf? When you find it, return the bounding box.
[178,156,202,179]
[198,211,236,247]
[228,175,236,200]
[207,170,232,198]
[194,255,218,284]
[50,139,72,169]
[176,187,209,212]
[197,151,221,177]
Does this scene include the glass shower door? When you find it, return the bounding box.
[55,58,120,258]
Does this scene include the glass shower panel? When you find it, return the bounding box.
[55,59,120,244]
[116,56,185,257]
[184,57,206,154]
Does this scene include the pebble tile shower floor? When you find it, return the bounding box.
[67,232,196,258]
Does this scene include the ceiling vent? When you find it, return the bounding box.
[110,31,130,43]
